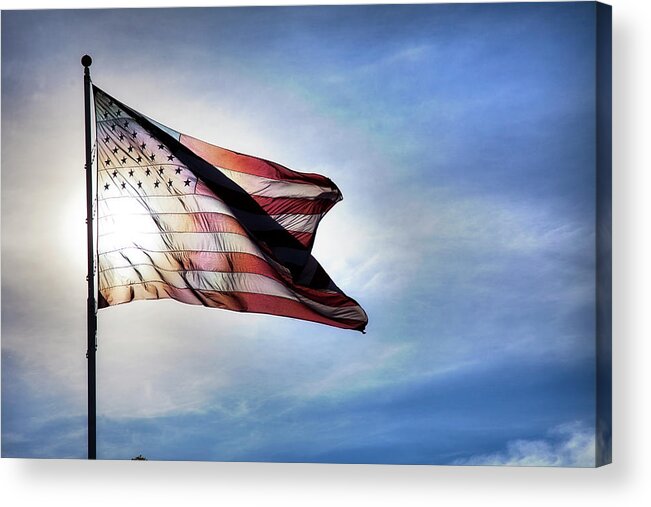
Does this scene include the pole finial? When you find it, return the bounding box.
[81,54,92,67]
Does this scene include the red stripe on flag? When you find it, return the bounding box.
[180,134,338,187]
[99,284,365,331]
[249,195,334,216]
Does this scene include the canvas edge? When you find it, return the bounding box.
[595,0,612,468]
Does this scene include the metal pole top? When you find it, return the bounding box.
[81,54,92,68]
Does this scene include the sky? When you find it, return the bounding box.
[2,2,601,465]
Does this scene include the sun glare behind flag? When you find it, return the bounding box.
[93,86,368,331]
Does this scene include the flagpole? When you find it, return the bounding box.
[82,54,97,460]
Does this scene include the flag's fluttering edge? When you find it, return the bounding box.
[93,86,368,331]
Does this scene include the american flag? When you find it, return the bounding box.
[93,86,368,331]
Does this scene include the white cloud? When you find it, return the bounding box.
[325,44,435,84]
[454,421,596,467]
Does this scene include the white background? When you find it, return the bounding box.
[1,0,649,505]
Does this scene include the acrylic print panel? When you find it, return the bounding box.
[1,2,611,466]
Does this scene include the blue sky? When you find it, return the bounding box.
[2,3,600,464]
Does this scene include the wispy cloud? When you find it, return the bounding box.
[453,421,595,467]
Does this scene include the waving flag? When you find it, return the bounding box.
[93,86,367,331]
